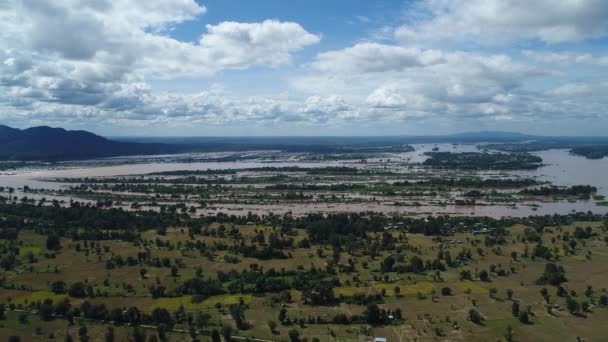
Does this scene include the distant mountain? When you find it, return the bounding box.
[0,125,181,161]
[446,131,537,142]
[3,125,607,161]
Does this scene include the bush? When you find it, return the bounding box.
[518,311,530,324]
[468,309,484,325]
[536,263,567,286]
[566,297,580,314]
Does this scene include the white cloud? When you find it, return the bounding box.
[0,0,321,125]
[0,0,607,134]
[295,44,540,121]
[395,0,608,45]
[523,50,608,66]
[311,42,444,74]
[199,20,320,69]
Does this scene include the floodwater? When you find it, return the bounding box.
[1,146,607,218]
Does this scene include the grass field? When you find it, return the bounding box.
[2,220,608,341]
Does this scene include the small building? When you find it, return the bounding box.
[374,338,387,342]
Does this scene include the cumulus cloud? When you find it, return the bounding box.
[1,0,607,133]
[395,0,608,45]
[295,44,540,121]
[199,21,320,69]
[0,0,322,127]
[311,43,445,74]
[523,50,608,66]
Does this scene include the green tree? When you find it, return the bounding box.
[468,309,483,325]
[599,295,608,306]
[365,303,382,325]
[511,302,520,317]
[211,330,221,342]
[46,233,62,250]
[566,297,580,314]
[288,329,301,342]
[505,325,514,342]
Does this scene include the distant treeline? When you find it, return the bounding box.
[483,142,608,160]
[0,200,605,244]
[392,178,542,188]
[266,183,367,191]
[570,146,608,159]
[148,166,389,176]
[520,185,597,197]
[423,152,543,170]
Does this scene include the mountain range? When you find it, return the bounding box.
[0,125,181,161]
[2,125,608,161]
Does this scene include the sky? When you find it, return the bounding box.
[1,0,608,136]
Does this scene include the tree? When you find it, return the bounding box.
[51,281,67,294]
[189,326,197,340]
[78,326,89,342]
[68,282,87,298]
[599,295,608,306]
[505,325,514,342]
[39,299,54,321]
[468,309,484,325]
[381,255,395,273]
[537,263,567,286]
[229,304,248,330]
[365,303,382,325]
[151,308,172,327]
[540,287,548,297]
[479,269,490,282]
[288,329,301,342]
[409,256,424,273]
[566,297,580,314]
[518,311,530,324]
[394,307,403,320]
[279,307,287,323]
[394,286,401,297]
[511,302,520,317]
[132,326,147,342]
[46,233,61,250]
[507,289,514,301]
[18,312,28,324]
[302,282,336,305]
[211,330,221,342]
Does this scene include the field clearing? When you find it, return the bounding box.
[150,294,254,311]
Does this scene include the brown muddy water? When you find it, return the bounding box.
[1,145,607,218]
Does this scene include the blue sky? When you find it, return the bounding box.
[1,0,608,136]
